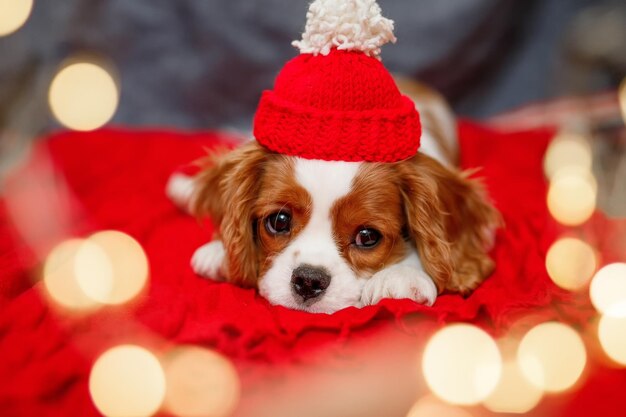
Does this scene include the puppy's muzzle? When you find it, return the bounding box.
[291,265,331,301]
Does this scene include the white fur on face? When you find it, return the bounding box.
[258,158,366,313]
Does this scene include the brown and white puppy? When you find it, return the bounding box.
[167,83,500,314]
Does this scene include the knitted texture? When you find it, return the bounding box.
[253,50,421,162]
[292,0,396,59]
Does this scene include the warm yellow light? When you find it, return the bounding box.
[0,0,33,36]
[74,239,114,302]
[483,360,543,414]
[406,395,473,417]
[590,263,626,317]
[75,231,149,305]
[42,239,101,310]
[545,238,597,291]
[543,132,592,180]
[598,315,626,365]
[163,346,240,417]
[49,62,119,131]
[619,78,626,124]
[89,345,166,417]
[517,322,587,392]
[422,324,502,405]
[547,169,596,226]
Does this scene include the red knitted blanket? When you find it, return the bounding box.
[1,122,624,416]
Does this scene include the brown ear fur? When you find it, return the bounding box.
[192,141,269,287]
[396,153,501,294]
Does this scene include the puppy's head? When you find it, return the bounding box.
[193,141,499,313]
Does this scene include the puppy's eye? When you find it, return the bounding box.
[354,228,381,248]
[265,211,291,235]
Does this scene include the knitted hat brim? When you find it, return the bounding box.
[253,90,421,163]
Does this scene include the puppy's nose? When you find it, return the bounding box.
[291,265,331,301]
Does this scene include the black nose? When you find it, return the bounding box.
[291,265,331,301]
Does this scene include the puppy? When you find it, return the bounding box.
[168,82,500,314]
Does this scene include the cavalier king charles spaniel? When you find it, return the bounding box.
[168,82,500,314]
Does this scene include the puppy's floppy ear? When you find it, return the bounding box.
[192,141,269,287]
[396,153,501,294]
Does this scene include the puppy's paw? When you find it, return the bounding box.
[361,265,437,307]
[191,241,226,280]
[166,173,196,211]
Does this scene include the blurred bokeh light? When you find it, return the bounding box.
[74,239,114,304]
[590,263,626,317]
[517,322,587,393]
[619,77,626,124]
[545,237,597,290]
[89,345,166,417]
[75,231,149,305]
[547,168,597,226]
[598,315,626,366]
[42,239,101,310]
[163,346,240,417]
[543,131,593,181]
[0,0,33,37]
[483,359,543,414]
[406,395,473,417]
[48,61,119,131]
[422,324,502,405]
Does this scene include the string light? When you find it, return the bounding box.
[406,396,473,417]
[543,131,592,180]
[547,168,597,226]
[74,239,114,303]
[422,324,502,405]
[618,77,626,124]
[590,263,626,317]
[163,346,240,417]
[597,315,626,366]
[517,322,587,393]
[89,345,166,417]
[48,61,119,131]
[0,0,33,37]
[75,231,149,305]
[545,237,597,290]
[483,360,543,414]
[42,239,101,310]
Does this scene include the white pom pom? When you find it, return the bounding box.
[292,0,396,60]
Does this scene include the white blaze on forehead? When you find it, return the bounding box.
[293,158,360,281]
[294,158,361,262]
[294,158,361,212]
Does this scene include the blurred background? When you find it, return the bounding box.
[0,0,625,200]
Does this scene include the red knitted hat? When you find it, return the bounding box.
[253,0,421,163]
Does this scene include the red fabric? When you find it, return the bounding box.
[253,50,421,162]
[0,122,624,416]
